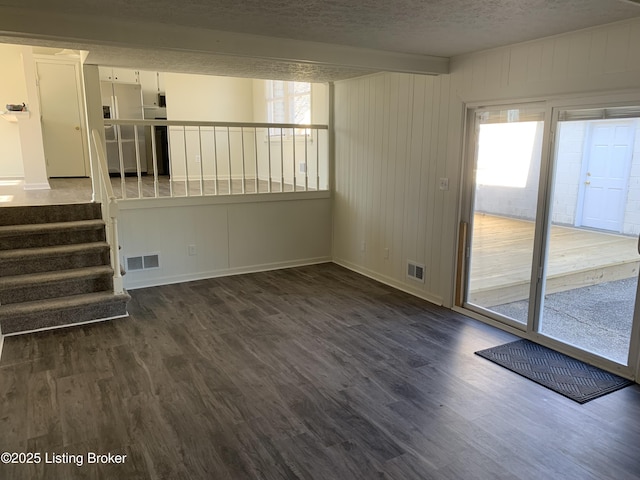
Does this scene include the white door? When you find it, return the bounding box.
[580,122,635,232]
[37,61,87,177]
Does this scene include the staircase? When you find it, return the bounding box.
[0,203,130,335]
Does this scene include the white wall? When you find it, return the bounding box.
[166,73,254,122]
[252,80,329,189]
[0,44,28,178]
[333,18,640,307]
[165,73,255,181]
[118,195,332,289]
[334,72,458,305]
[474,122,544,221]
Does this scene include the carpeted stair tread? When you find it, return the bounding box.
[0,241,109,260]
[0,291,131,334]
[0,219,107,250]
[0,291,126,315]
[0,242,110,277]
[0,203,102,226]
[0,265,113,289]
[0,265,114,305]
[0,219,105,237]
[0,201,130,335]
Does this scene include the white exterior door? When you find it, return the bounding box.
[580,122,634,232]
[37,61,87,177]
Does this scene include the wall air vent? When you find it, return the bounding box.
[126,254,160,271]
[407,261,425,283]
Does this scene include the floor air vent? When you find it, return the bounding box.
[407,261,425,283]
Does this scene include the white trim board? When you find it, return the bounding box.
[333,258,443,307]
[124,257,332,290]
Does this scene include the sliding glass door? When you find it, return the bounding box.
[539,108,640,366]
[462,101,640,374]
[465,107,545,326]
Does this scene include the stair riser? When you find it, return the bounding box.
[0,204,102,226]
[0,229,106,250]
[0,275,113,305]
[0,298,128,334]
[0,250,110,277]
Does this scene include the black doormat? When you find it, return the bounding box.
[475,339,633,404]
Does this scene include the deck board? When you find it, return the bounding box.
[468,214,639,306]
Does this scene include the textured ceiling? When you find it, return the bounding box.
[85,45,376,83]
[1,0,640,81]
[3,0,640,56]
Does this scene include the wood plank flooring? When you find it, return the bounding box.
[1,263,639,479]
[469,214,639,306]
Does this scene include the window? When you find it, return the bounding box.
[266,81,311,135]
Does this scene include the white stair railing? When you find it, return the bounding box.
[102,119,330,200]
[91,129,124,295]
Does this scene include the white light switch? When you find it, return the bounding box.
[439,177,449,190]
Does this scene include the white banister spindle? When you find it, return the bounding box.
[133,125,142,198]
[91,129,123,296]
[150,125,159,198]
[227,127,232,194]
[167,126,174,198]
[198,126,204,196]
[254,127,258,193]
[304,128,308,191]
[316,128,320,191]
[280,128,284,192]
[292,128,297,192]
[240,127,246,194]
[267,129,272,193]
[116,124,126,199]
[213,127,219,195]
[110,207,123,294]
[182,126,190,196]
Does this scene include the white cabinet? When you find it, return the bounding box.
[138,70,161,106]
[99,67,139,83]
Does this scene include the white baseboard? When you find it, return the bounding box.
[23,182,51,191]
[124,256,333,290]
[333,257,443,306]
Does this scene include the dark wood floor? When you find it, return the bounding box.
[1,264,639,480]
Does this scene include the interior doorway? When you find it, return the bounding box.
[36,59,88,177]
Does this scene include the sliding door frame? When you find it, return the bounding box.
[458,101,550,332]
[456,92,640,381]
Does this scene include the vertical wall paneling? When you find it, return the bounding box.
[588,29,608,78]
[333,18,640,308]
[371,75,385,274]
[385,75,400,278]
[567,32,591,79]
[627,22,640,72]
[604,24,631,74]
[416,78,434,292]
[392,75,411,280]
[551,36,570,82]
[404,75,424,271]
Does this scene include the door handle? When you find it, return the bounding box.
[75,126,80,131]
[585,181,591,185]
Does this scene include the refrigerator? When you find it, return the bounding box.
[101,82,147,174]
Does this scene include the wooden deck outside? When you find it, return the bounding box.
[468,214,639,307]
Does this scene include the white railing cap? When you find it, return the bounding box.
[104,119,329,130]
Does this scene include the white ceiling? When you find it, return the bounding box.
[1,0,640,81]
